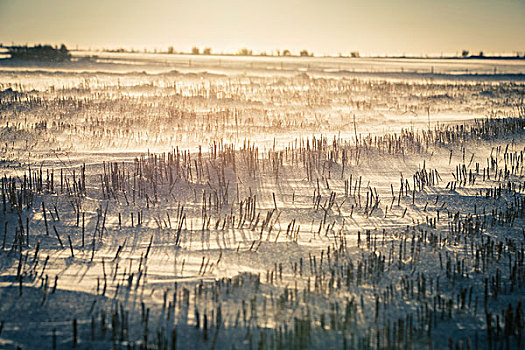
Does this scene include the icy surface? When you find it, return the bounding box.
[0,54,525,349]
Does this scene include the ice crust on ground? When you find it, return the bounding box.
[1,55,525,349]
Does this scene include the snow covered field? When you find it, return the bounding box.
[1,55,525,349]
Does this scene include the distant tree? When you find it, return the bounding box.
[282,49,291,56]
[462,50,469,57]
[8,44,71,61]
[167,46,174,54]
[203,47,212,55]
[276,50,281,56]
[191,46,200,55]
[300,49,313,57]
[350,51,360,58]
[237,48,252,56]
[478,51,484,57]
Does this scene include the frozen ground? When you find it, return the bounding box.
[0,54,525,349]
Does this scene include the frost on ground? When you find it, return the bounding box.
[0,56,525,349]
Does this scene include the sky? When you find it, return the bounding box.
[0,0,524,56]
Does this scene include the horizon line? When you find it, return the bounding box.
[1,42,524,59]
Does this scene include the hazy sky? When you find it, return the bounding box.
[1,0,524,55]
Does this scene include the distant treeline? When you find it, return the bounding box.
[101,46,525,59]
[104,46,320,57]
[4,44,71,62]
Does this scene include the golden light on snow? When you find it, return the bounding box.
[1,1,525,349]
